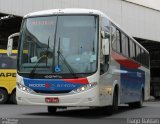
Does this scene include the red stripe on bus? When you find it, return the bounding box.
[111,51,141,69]
[63,78,89,84]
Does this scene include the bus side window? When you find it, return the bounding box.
[111,26,117,51]
[136,45,140,63]
[121,33,129,57]
[130,39,135,60]
[111,26,121,53]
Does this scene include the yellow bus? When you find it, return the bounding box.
[0,49,17,104]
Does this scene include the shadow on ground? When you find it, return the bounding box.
[23,106,145,119]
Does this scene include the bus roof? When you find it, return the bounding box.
[24,8,106,18]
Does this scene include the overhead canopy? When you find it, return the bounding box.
[0,14,22,49]
[125,0,160,11]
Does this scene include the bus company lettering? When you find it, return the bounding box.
[28,83,52,88]
[137,72,142,78]
[29,84,45,88]
[0,72,16,77]
[29,83,76,88]
[56,84,76,88]
[44,75,62,79]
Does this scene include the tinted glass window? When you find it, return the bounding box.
[0,53,17,69]
[136,45,140,62]
[111,26,121,53]
[121,33,129,57]
[20,15,98,74]
[129,39,135,60]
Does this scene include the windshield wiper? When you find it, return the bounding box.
[29,36,50,77]
[45,36,50,66]
[92,40,95,54]
[57,37,77,78]
[29,55,48,77]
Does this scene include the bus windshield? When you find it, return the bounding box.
[19,15,98,75]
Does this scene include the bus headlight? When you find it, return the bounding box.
[17,83,35,94]
[72,82,97,93]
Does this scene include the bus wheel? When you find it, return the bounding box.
[112,88,118,111]
[103,89,118,115]
[0,89,8,104]
[47,106,57,114]
[10,90,17,104]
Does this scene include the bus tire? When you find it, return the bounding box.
[0,89,8,104]
[10,90,17,104]
[112,88,119,111]
[103,88,118,115]
[47,106,57,114]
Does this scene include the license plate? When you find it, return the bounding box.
[45,97,59,103]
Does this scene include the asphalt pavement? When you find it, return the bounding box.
[0,101,160,124]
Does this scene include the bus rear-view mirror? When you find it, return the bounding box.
[7,32,20,56]
[7,38,13,56]
[102,38,109,55]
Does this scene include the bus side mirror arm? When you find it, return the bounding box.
[7,32,20,56]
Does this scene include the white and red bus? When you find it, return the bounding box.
[7,9,150,114]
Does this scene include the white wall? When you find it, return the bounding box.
[0,0,160,41]
[121,1,160,41]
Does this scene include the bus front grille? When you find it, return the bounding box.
[34,90,71,94]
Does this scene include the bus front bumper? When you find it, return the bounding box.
[16,86,100,107]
